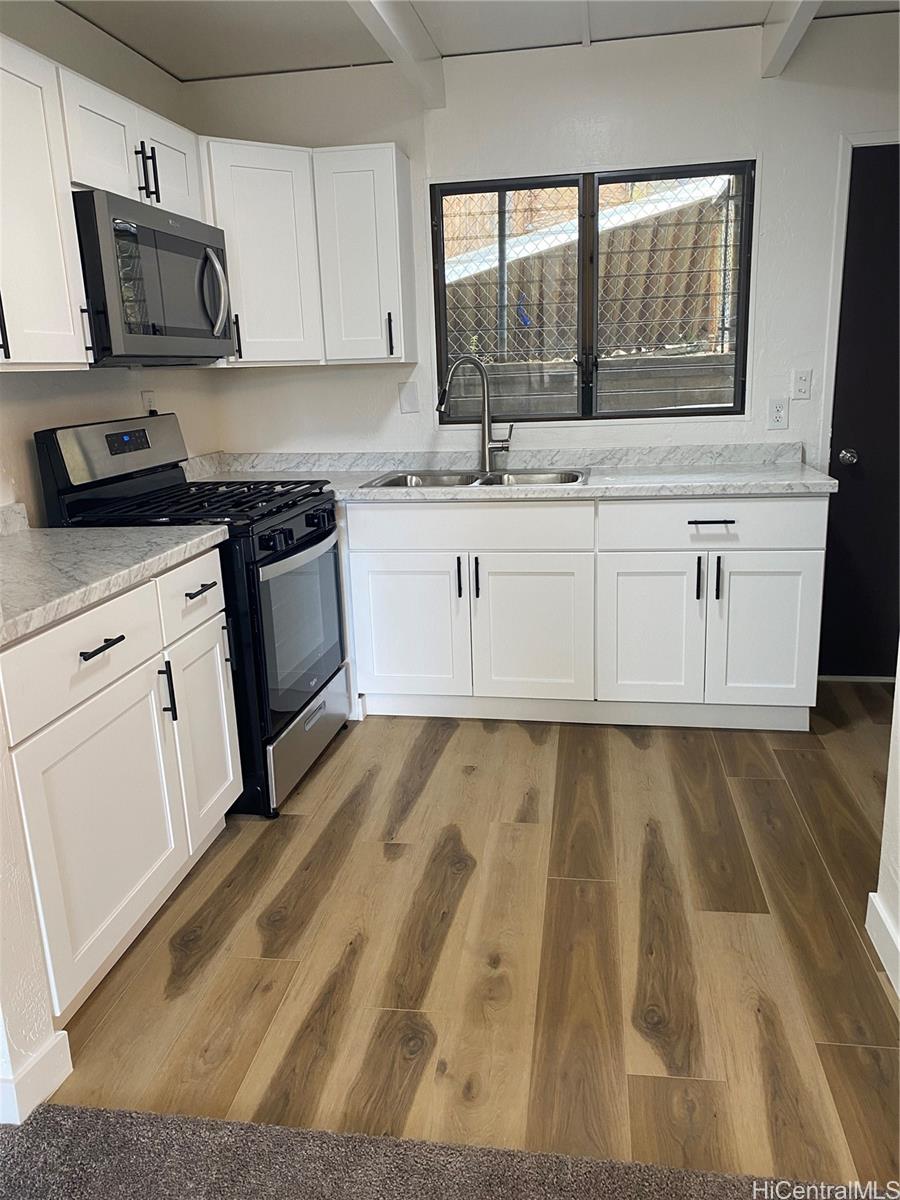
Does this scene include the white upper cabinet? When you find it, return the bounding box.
[705,550,825,707]
[139,109,204,219]
[59,70,204,219]
[314,143,417,362]
[596,551,707,704]
[207,139,324,362]
[470,552,594,701]
[0,39,88,366]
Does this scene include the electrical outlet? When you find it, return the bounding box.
[790,368,812,401]
[398,381,419,414]
[767,396,789,430]
[140,389,156,415]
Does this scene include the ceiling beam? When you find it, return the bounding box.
[349,1,445,108]
[761,0,822,77]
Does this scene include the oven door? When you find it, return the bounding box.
[256,531,345,739]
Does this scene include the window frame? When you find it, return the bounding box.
[430,159,756,425]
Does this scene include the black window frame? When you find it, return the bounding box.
[431,159,756,424]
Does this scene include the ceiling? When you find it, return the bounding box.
[60,0,900,82]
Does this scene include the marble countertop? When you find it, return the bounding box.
[197,462,837,502]
[0,525,228,648]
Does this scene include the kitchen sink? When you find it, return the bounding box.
[368,471,483,487]
[474,470,586,486]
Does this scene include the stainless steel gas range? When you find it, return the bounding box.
[35,412,350,817]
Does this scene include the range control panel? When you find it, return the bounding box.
[105,428,151,456]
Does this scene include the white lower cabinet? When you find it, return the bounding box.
[11,656,189,1012]
[471,552,595,700]
[596,551,706,703]
[350,551,472,695]
[705,550,824,706]
[166,615,242,852]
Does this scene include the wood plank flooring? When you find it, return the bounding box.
[55,682,898,1185]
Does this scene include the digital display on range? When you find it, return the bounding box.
[105,429,150,455]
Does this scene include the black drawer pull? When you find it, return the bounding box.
[474,555,480,599]
[185,580,218,601]
[715,555,722,601]
[687,519,736,526]
[79,634,125,662]
[456,555,463,599]
[695,555,702,601]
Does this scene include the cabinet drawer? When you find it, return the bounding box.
[0,582,163,745]
[596,497,829,552]
[347,502,595,551]
[156,549,224,644]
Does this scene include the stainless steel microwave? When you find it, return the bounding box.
[73,190,234,366]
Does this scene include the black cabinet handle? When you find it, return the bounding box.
[79,634,125,662]
[695,555,702,601]
[233,313,243,358]
[474,555,480,599]
[148,144,161,202]
[158,660,178,721]
[135,141,152,196]
[456,555,463,599]
[715,555,722,601]
[222,620,236,669]
[185,580,218,601]
[0,289,9,359]
[387,311,394,356]
[688,519,736,526]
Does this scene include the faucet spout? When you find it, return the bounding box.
[439,355,513,472]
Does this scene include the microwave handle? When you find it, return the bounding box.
[205,248,229,336]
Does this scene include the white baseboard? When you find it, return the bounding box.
[0,1030,71,1124]
[362,693,808,731]
[866,892,900,995]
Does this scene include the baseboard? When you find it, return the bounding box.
[866,892,900,995]
[362,693,808,731]
[0,1030,71,1124]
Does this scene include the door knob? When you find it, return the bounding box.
[838,448,858,465]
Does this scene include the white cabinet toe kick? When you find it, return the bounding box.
[345,496,830,731]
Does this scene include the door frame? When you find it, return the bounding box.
[818,127,899,472]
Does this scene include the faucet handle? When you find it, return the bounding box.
[501,423,514,444]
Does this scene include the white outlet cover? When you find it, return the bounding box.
[398,381,420,414]
[767,396,789,430]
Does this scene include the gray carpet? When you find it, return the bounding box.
[0,1103,773,1199]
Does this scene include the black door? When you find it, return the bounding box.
[819,144,899,678]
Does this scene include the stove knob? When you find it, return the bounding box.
[305,508,333,531]
[260,528,287,552]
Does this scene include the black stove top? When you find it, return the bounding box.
[73,478,330,527]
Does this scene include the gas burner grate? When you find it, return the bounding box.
[75,479,329,525]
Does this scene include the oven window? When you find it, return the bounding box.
[258,539,344,737]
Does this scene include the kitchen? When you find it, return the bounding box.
[0,2,898,1196]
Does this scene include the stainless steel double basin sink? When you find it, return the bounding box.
[368,469,586,489]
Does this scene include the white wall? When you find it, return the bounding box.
[182,14,898,468]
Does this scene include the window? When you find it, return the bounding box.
[431,161,754,423]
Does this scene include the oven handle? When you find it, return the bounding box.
[258,530,337,582]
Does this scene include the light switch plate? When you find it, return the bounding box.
[790,368,812,401]
[398,381,420,414]
[140,390,156,415]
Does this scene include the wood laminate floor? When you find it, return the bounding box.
[55,681,899,1185]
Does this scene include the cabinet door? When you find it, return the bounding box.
[350,551,472,695]
[471,552,594,700]
[59,69,141,197]
[208,140,323,362]
[141,110,204,219]
[11,657,188,1013]
[705,550,825,706]
[167,614,242,852]
[0,42,87,365]
[314,145,402,361]
[596,552,706,703]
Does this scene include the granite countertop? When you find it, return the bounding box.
[0,526,228,649]
[195,462,837,501]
